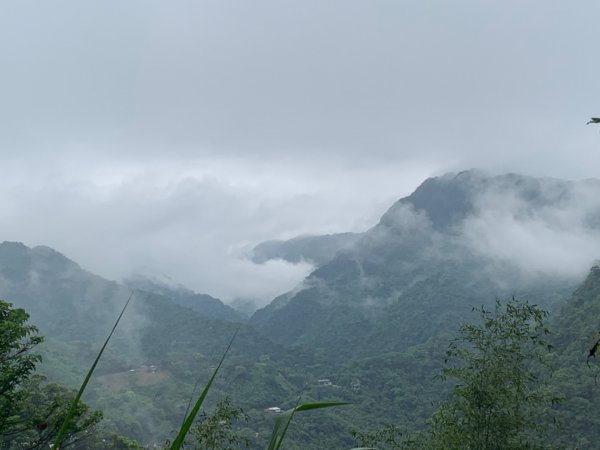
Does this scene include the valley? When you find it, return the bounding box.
[3,171,600,448]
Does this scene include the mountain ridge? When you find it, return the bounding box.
[250,170,599,358]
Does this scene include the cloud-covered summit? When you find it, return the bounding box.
[1,2,598,306]
[251,170,600,358]
[255,170,600,283]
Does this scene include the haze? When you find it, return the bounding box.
[0,1,598,305]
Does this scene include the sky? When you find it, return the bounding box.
[0,1,599,305]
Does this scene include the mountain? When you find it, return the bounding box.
[251,170,600,360]
[251,232,361,265]
[0,242,316,447]
[124,275,247,322]
[3,170,600,448]
[0,242,246,337]
[0,241,124,342]
[545,265,600,449]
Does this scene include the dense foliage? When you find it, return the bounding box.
[186,397,250,450]
[426,301,558,450]
[3,167,600,449]
[352,301,561,450]
[0,299,136,450]
[0,300,43,435]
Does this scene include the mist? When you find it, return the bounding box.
[1,1,599,305]
[460,177,600,281]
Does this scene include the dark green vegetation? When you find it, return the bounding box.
[426,302,556,449]
[53,293,134,449]
[184,397,250,450]
[169,330,237,450]
[0,299,139,449]
[251,171,585,360]
[0,242,349,448]
[3,171,600,448]
[0,299,42,433]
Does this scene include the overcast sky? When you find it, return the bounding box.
[0,1,599,304]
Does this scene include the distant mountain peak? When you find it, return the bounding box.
[251,232,361,266]
[123,274,247,323]
[379,171,480,231]
[378,170,589,232]
[0,241,82,279]
[251,170,599,357]
[125,273,195,297]
[0,240,30,253]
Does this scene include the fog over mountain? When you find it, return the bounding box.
[2,171,600,447]
[2,3,600,449]
[0,1,598,306]
[255,171,600,289]
[248,171,600,357]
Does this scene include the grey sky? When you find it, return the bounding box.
[1,1,599,304]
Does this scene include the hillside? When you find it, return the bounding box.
[546,266,600,449]
[124,275,248,322]
[3,170,600,448]
[0,242,322,447]
[251,171,596,359]
[251,232,361,265]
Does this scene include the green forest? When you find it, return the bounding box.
[4,267,600,449]
[1,0,598,447]
[3,173,600,449]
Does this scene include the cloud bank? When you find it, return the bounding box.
[0,1,599,304]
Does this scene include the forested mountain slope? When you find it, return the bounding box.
[3,170,600,448]
[251,232,361,265]
[251,170,598,359]
[124,275,248,322]
[547,266,600,449]
[0,242,318,447]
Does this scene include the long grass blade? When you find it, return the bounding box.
[181,374,202,428]
[169,328,238,450]
[266,401,349,450]
[266,398,301,450]
[53,291,135,449]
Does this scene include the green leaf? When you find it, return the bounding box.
[53,291,134,449]
[169,329,238,450]
[266,401,349,450]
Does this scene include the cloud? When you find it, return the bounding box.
[0,157,432,305]
[0,1,599,305]
[460,176,600,280]
[0,1,598,175]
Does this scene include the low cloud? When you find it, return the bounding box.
[0,157,428,306]
[1,1,599,306]
[460,176,600,280]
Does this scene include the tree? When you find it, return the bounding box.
[4,375,103,449]
[185,397,249,450]
[0,300,43,435]
[425,300,559,450]
[0,300,110,449]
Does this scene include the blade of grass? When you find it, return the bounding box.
[180,371,203,428]
[53,291,135,449]
[266,401,350,450]
[266,398,301,450]
[169,328,238,450]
